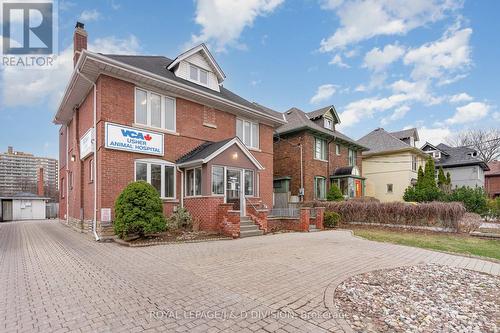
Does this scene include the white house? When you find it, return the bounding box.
[0,192,48,221]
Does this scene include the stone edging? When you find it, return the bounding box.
[113,236,232,247]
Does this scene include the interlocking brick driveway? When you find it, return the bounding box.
[1,220,498,333]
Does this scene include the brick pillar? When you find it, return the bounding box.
[315,207,325,230]
[300,207,310,232]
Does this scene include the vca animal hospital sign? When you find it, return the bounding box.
[105,122,164,156]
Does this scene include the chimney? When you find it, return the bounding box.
[37,167,44,197]
[73,21,87,67]
[7,146,13,154]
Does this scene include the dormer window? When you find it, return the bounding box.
[189,64,208,85]
[324,118,333,130]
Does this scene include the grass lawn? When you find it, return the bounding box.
[352,227,500,261]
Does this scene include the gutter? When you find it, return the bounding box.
[76,68,100,241]
[55,50,286,126]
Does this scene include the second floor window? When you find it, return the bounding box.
[135,88,176,132]
[348,149,357,166]
[236,118,259,149]
[412,155,417,171]
[314,138,328,161]
[336,144,340,155]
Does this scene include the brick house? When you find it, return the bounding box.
[485,161,500,198]
[54,23,285,239]
[273,106,367,205]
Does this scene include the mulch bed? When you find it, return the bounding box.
[114,230,230,247]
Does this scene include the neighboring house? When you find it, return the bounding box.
[273,106,367,205]
[0,192,48,222]
[358,128,427,202]
[420,143,489,188]
[485,161,500,198]
[54,23,285,238]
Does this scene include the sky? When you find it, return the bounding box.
[1,0,499,159]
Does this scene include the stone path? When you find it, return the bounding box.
[0,220,498,332]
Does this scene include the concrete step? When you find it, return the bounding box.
[240,216,251,222]
[309,225,319,232]
[240,224,260,232]
[240,229,264,238]
[240,220,255,226]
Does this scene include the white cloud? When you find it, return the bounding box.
[329,54,350,68]
[79,9,101,22]
[189,0,283,52]
[319,0,461,52]
[363,43,405,72]
[446,102,490,125]
[404,27,472,82]
[310,84,337,104]
[381,105,410,125]
[417,126,452,144]
[449,92,473,103]
[1,35,140,108]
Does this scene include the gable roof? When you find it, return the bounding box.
[421,142,450,156]
[167,43,226,82]
[390,128,419,141]
[358,128,425,155]
[306,105,340,123]
[430,143,489,170]
[486,161,500,176]
[176,137,264,170]
[54,50,286,126]
[275,107,367,150]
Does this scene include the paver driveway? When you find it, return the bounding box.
[1,220,498,333]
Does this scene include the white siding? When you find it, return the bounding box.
[173,53,220,92]
[446,165,485,189]
[12,199,46,220]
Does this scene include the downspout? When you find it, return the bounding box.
[76,69,99,241]
[176,166,184,208]
[66,125,69,225]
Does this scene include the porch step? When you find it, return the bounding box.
[240,229,264,238]
[309,225,319,232]
[240,224,259,231]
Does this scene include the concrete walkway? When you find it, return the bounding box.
[0,220,498,333]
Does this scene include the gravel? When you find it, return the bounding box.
[334,264,499,332]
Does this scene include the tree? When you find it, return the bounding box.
[446,128,500,163]
[446,172,452,185]
[326,184,344,201]
[403,157,440,202]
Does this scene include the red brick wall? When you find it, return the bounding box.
[273,131,363,202]
[486,175,500,198]
[60,74,275,232]
[184,196,224,231]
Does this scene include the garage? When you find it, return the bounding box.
[0,193,48,222]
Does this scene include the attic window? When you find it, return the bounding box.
[189,64,208,85]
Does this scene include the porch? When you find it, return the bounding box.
[330,166,365,198]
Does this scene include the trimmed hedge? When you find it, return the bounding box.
[114,181,167,238]
[304,200,466,230]
[324,211,341,228]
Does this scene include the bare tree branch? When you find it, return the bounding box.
[446,128,500,163]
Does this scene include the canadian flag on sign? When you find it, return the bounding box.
[144,134,152,141]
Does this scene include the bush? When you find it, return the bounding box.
[324,211,341,228]
[445,186,488,215]
[487,197,500,220]
[168,207,193,230]
[307,200,466,230]
[327,184,344,201]
[114,181,167,238]
[457,213,482,233]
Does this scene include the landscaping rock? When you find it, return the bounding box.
[334,264,499,333]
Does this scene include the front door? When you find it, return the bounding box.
[226,169,245,216]
[355,180,362,197]
[2,200,13,221]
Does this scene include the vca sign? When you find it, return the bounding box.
[105,122,164,156]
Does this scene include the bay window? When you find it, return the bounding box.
[135,88,176,132]
[135,160,175,199]
[186,167,202,196]
[314,137,328,161]
[236,118,259,149]
[212,166,224,195]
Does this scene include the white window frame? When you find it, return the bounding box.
[211,165,225,196]
[314,137,328,161]
[387,184,393,193]
[236,118,259,149]
[348,149,356,166]
[324,118,333,130]
[185,166,202,197]
[244,169,255,197]
[189,64,209,86]
[134,159,176,200]
[411,155,417,172]
[314,176,326,200]
[134,87,176,133]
